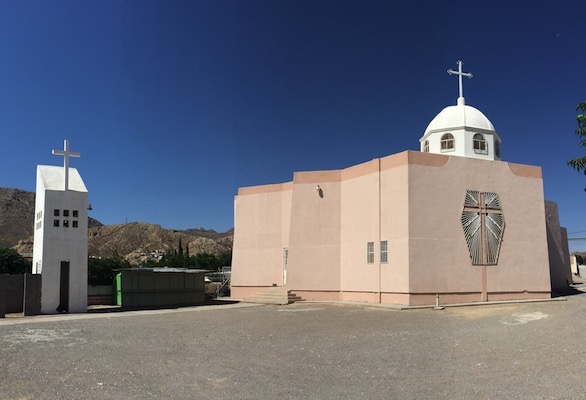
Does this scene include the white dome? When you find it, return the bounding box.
[424,102,495,136]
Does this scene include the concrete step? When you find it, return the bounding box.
[241,288,304,305]
[287,291,304,302]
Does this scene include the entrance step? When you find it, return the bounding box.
[287,291,304,303]
[242,288,304,305]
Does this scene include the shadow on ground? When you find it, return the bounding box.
[87,298,240,314]
[552,279,586,298]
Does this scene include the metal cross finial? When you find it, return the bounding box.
[447,60,473,101]
[52,139,80,191]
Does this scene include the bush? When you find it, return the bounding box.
[0,247,30,274]
[88,255,130,285]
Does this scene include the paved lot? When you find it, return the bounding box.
[2,291,586,400]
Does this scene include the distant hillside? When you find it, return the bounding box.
[86,222,232,265]
[1,187,233,264]
[0,188,35,247]
[183,227,234,240]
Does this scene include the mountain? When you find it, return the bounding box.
[0,188,35,247]
[0,187,233,263]
[86,222,232,264]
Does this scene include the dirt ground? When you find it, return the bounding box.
[2,286,586,399]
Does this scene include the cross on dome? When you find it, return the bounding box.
[52,139,80,191]
[447,60,473,105]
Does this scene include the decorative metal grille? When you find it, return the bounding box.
[461,190,505,265]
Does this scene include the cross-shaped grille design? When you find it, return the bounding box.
[461,190,505,265]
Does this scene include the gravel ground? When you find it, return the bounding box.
[2,291,586,400]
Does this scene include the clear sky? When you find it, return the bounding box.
[1,1,585,251]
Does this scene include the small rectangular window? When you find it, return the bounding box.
[283,248,288,267]
[63,220,69,228]
[53,220,59,227]
[72,220,78,228]
[63,210,70,217]
[367,242,374,264]
[54,209,60,217]
[73,210,79,218]
[381,240,388,264]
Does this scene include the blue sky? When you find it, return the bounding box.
[1,1,585,251]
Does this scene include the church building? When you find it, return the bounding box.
[231,62,571,306]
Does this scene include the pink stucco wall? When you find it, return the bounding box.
[231,183,291,293]
[406,153,551,304]
[286,170,342,292]
[232,150,553,305]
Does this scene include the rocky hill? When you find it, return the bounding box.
[0,188,36,248]
[1,187,233,264]
[86,222,232,265]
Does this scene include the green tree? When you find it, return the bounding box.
[217,250,232,267]
[0,247,29,274]
[88,254,131,285]
[568,101,586,190]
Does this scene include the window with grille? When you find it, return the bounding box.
[440,133,455,152]
[380,240,388,263]
[473,133,488,154]
[367,242,374,264]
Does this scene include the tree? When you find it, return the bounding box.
[217,250,232,267]
[88,254,131,285]
[0,247,30,274]
[568,101,586,190]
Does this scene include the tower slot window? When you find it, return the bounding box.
[440,133,455,152]
[73,210,79,218]
[63,210,69,217]
[367,242,375,264]
[495,140,501,159]
[54,209,60,217]
[423,140,429,153]
[73,220,78,228]
[53,220,60,227]
[473,134,488,154]
[63,220,69,228]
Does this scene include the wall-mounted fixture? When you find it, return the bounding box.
[316,185,324,198]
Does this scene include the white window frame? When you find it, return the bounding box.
[283,248,288,268]
[473,133,488,154]
[440,133,455,152]
[367,242,375,264]
[380,240,388,264]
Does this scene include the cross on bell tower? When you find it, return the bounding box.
[52,139,80,191]
[448,60,473,106]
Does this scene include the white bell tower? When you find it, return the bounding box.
[32,140,89,314]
